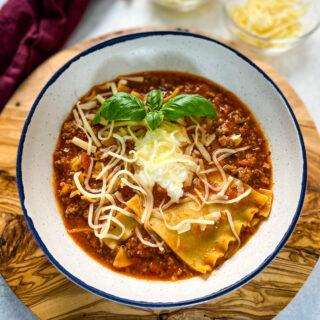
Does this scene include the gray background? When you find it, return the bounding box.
[0,0,319,319]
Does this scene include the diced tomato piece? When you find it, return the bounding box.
[238,159,254,167]
[81,151,91,174]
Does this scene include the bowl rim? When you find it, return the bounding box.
[16,30,307,309]
[221,0,320,44]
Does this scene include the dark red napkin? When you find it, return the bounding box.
[0,0,90,111]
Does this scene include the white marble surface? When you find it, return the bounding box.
[0,0,319,319]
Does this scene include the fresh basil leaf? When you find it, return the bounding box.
[145,110,164,131]
[147,89,163,111]
[101,92,146,121]
[161,94,217,121]
[93,92,146,124]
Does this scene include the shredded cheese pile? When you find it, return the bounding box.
[68,77,253,251]
[228,0,310,48]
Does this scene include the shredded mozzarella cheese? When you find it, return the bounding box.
[78,100,97,110]
[96,94,105,104]
[76,103,101,147]
[205,133,216,146]
[73,109,82,126]
[209,188,252,204]
[98,121,114,141]
[225,209,241,246]
[217,146,251,161]
[216,176,234,199]
[135,227,159,248]
[109,82,117,95]
[71,137,96,154]
[121,76,144,82]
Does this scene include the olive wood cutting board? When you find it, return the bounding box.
[0,28,319,320]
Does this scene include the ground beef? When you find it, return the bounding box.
[62,121,78,140]
[65,203,80,217]
[216,121,231,136]
[229,110,249,124]
[123,231,195,279]
[218,135,237,147]
[53,153,69,171]
[237,167,253,184]
[224,164,238,176]
[260,176,270,186]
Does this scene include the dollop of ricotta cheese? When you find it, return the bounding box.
[135,122,197,202]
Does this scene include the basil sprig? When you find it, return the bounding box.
[93,89,217,130]
[146,89,163,111]
[145,110,164,131]
[93,92,146,125]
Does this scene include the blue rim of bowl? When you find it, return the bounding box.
[16,30,307,309]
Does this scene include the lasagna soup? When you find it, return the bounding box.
[53,71,272,280]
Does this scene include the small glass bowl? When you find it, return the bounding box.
[152,0,209,12]
[222,0,320,54]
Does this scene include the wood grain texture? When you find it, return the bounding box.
[0,28,319,320]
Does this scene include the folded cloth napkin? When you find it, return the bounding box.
[0,0,90,112]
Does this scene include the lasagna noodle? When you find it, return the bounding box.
[103,195,142,249]
[150,176,272,274]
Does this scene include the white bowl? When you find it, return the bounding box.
[16,31,307,308]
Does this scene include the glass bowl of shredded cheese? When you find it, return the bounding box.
[222,0,320,54]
